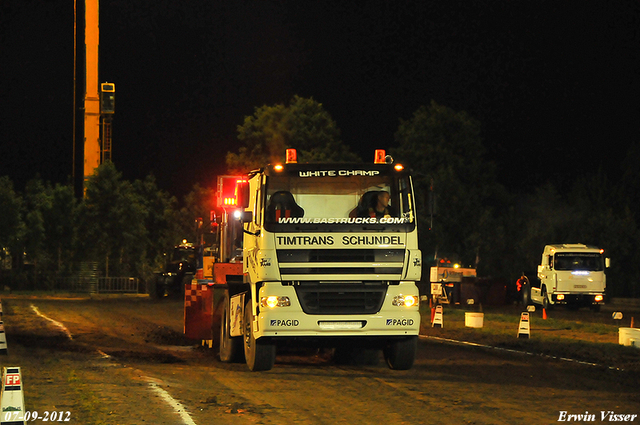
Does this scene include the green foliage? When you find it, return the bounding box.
[392,100,509,275]
[227,95,359,173]
[178,183,217,245]
[2,164,210,286]
[21,177,78,274]
[621,141,640,220]
[512,170,639,296]
[516,183,572,273]
[76,164,190,280]
[22,178,52,270]
[567,172,639,297]
[0,176,24,265]
[1,105,639,298]
[391,102,639,295]
[132,174,181,280]
[47,183,80,272]
[79,163,148,276]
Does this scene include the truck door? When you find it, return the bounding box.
[545,254,556,290]
[536,255,549,289]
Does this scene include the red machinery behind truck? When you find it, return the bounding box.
[183,175,245,345]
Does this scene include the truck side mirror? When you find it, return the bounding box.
[537,265,544,273]
[605,258,610,268]
[240,210,253,223]
[240,210,260,236]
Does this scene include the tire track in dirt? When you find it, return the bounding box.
[21,300,201,425]
[166,357,449,425]
[30,305,74,340]
[4,297,639,424]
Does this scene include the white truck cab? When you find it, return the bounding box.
[530,244,609,311]
[186,149,422,371]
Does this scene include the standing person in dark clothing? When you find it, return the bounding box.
[516,273,530,305]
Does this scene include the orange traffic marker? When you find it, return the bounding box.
[542,308,547,320]
[631,317,635,328]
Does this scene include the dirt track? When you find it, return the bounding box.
[1,296,638,424]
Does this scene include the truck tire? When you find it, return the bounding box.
[384,336,417,370]
[542,287,552,310]
[521,284,531,306]
[219,293,243,363]
[243,301,276,371]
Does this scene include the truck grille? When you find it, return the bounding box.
[277,249,405,280]
[294,283,387,315]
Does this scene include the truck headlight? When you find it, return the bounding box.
[556,294,565,301]
[392,294,418,307]
[594,294,604,302]
[260,296,291,308]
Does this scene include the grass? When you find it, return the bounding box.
[419,304,640,372]
[67,370,111,425]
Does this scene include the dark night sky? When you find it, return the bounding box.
[1,1,639,198]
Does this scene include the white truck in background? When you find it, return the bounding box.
[527,244,609,311]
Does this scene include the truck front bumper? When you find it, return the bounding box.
[552,293,605,305]
[257,310,420,338]
[254,282,420,338]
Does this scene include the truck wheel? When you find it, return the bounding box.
[243,301,276,371]
[521,284,531,306]
[384,336,417,370]
[219,294,243,363]
[542,287,552,310]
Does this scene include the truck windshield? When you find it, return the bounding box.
[264,168,415,231]
[554,253,604,271]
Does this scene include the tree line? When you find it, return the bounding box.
[1,96,638,297]
[392,101,639,298]
[0,165,215,290]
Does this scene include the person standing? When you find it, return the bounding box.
[516,273,530,305]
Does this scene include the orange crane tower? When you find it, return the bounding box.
[83,0,101,183]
